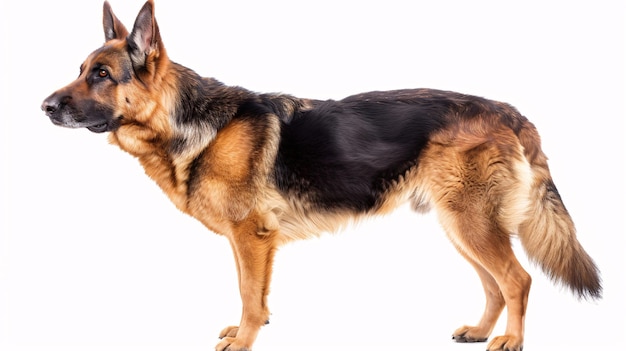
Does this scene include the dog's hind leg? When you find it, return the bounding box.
[422,132,533,351]
[215,215,278,351]
[451,248,505,343]
[441,210,531,351]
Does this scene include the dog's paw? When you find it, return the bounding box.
[219,325,239,339]
[486,334,524,351]
[215,336,251,351]
[452,325,488,343]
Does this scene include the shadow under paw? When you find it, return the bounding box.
[453,334,488,343]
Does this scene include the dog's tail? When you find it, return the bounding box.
[516,120,602,300]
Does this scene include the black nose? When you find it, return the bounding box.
[41,94,71,115]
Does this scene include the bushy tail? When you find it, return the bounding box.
[517,120,602,299]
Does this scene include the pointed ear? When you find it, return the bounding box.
[127,0,163,68]
[103,1,129,41]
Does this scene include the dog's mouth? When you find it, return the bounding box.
[86,122,109,133]
[86,117,121,133]
[48,116,113,133]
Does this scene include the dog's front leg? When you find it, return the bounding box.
[216,217,277,351]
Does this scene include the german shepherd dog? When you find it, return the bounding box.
[42,1,601,350]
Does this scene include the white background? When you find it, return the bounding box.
[1,0,624,350]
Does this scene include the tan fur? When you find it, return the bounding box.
[412,124,534,349]
[41,2,601,351]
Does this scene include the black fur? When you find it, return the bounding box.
[167,74,526,215]
[274,89,455,212]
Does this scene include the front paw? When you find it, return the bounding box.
[486,334,524,351]
[452,325,489,343]
[219,325,239,339]
[216,319,269,350]
[215,336,251,351]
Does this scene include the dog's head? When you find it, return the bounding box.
[41,1,168,134]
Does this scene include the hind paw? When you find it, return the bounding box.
[452,325,489,343]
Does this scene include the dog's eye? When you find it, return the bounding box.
[98,69,109,78]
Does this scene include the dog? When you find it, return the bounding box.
[41,1,601,350]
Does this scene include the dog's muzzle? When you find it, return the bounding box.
[41,93,114,133]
